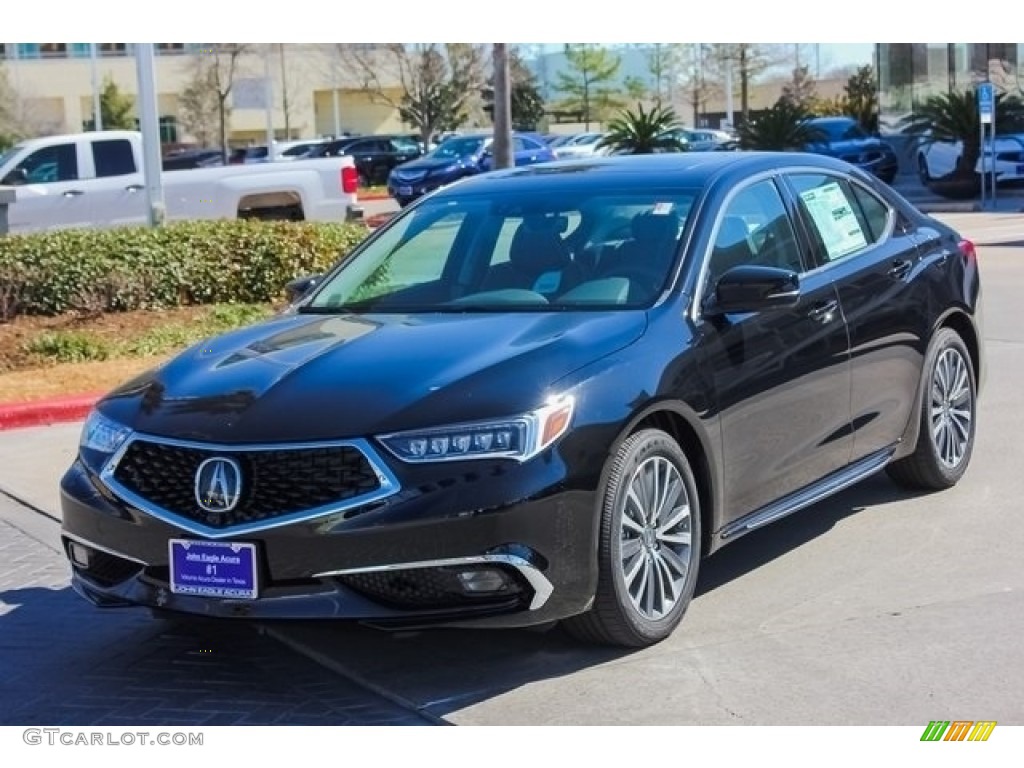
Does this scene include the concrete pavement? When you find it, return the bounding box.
[0,210,1022,725]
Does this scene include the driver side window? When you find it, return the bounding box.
[705,179,803,289]
[12,143,79,184]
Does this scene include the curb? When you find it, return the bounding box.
[360,193,391,201]
[0,392,103,431]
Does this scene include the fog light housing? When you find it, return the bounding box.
[69,542,91,567]
[456,568,512,594]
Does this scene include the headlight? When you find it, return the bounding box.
[80,410,132,455]
[377,395,574,463]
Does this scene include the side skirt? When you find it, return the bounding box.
[717,447,895,544]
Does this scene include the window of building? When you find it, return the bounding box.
[159,116,179,144]
[156,44,186,54]
[98,44,129,56]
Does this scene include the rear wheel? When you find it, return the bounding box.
[563,429,701,648]
[886,328,976,490]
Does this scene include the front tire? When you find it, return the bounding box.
[564,429,701,648]
[918,153,932,185]
[886,328,977,490]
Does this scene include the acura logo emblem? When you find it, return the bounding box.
[195,457,243,513]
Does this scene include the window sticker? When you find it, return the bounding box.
[799,182,867,260]
[651,202,674,215]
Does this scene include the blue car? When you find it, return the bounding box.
[803,117,899,184]
[388,132,554,207]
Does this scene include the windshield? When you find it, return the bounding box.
[432,137,486,159]
[817,120,867,141]
[304,188,698,313]
[0,145,24,170]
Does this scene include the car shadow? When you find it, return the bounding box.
[0,583,424,725]
[256,472,932,723]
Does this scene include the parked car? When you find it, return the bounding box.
[917,132,1024,185]
[161,148,224,171]
[552,131,606,159]
[61,152,982,648]
[0,130,362,232]
[387,132,554,207]
[802,116,899,183]
[665,128,740,152]
[302,134,424,186]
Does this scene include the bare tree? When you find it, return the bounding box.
[676,44,717,127]
[275,44,308,138]
[708,44,781,121]
[644,43,688,106]
[335,44,487,145]
[780,65,818,110]
[0,63,56,145]
[178,45,251,159]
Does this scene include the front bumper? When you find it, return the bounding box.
[59,444,599,629]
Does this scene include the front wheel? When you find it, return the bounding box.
[918,153,932,185]
[886,328,977,490]
[563,429,701,648]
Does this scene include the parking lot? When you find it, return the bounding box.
[1,211,1022,726]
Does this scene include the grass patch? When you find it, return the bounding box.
[22,303,274,364]
[25,331,113,363]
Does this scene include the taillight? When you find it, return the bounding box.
[341,166,358,194]
[959,238,977,263]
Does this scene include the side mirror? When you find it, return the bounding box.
[285,273,324,303]
[2,168,28,186]
[706,265,801,315]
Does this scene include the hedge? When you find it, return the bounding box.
[0,219,370,321]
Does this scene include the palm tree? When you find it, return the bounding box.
[597,103,686,155]
[737,99,825,151]
[900,88,1024,180]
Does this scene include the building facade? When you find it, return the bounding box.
[0,43,408,145]
[876,43,1024,131]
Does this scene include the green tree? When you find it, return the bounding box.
[99,76,136,130]
[598,103,685,154]
[645,44,686,105]
[508,47,545,131]
[843,65,879,133]
[623,75,649,102]
[737,98,825,151]
[0,63,23,149]
[554,44,624,129]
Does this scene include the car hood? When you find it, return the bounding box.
[393,155,473,173]
[808,136,893,155]
[99,310,647,443]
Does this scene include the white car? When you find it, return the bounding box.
[553,132,606,159]
[917,133,1024,184]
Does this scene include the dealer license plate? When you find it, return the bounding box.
[169,539,258,599]
[398,185,413,197]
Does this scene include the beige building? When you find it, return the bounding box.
[1,43,410,145]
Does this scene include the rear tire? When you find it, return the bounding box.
[886,328,976,490]
[563,429,701,648]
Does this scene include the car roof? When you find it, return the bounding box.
[429,152,867,198]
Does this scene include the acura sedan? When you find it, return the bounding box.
[61,153,983,648]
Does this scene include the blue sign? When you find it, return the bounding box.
[978,82,995,123]
[170,539,258,599]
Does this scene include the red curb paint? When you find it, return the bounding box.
[359,193,391,201]
[0,391,104,431]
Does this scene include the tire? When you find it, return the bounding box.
[886,328,977,490]
[918,153,932,185]
[563,429,702,648]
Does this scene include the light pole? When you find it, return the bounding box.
[134,43,165,226]
[90,43,103,131]
[491,44,513,170]
[264,46,276,160]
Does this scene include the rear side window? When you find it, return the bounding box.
[788,173,878,265]
[848,182,892,241]
[92,140,136,177]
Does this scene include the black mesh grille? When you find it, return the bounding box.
[112,439,381,529]
[71,547,142,587]
[340,566,524,610]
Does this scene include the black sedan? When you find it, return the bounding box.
[61,153,983,648]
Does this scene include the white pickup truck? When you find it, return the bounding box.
[0,130,363,234]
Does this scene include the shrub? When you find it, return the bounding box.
[25,331,113,363]
[0,219,370,321]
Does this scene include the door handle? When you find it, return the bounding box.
[888,259,912,279]
[125,184,144,192]
[807,299,839,324]
[62,189,85,197]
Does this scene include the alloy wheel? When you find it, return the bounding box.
[930,346,973,469]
